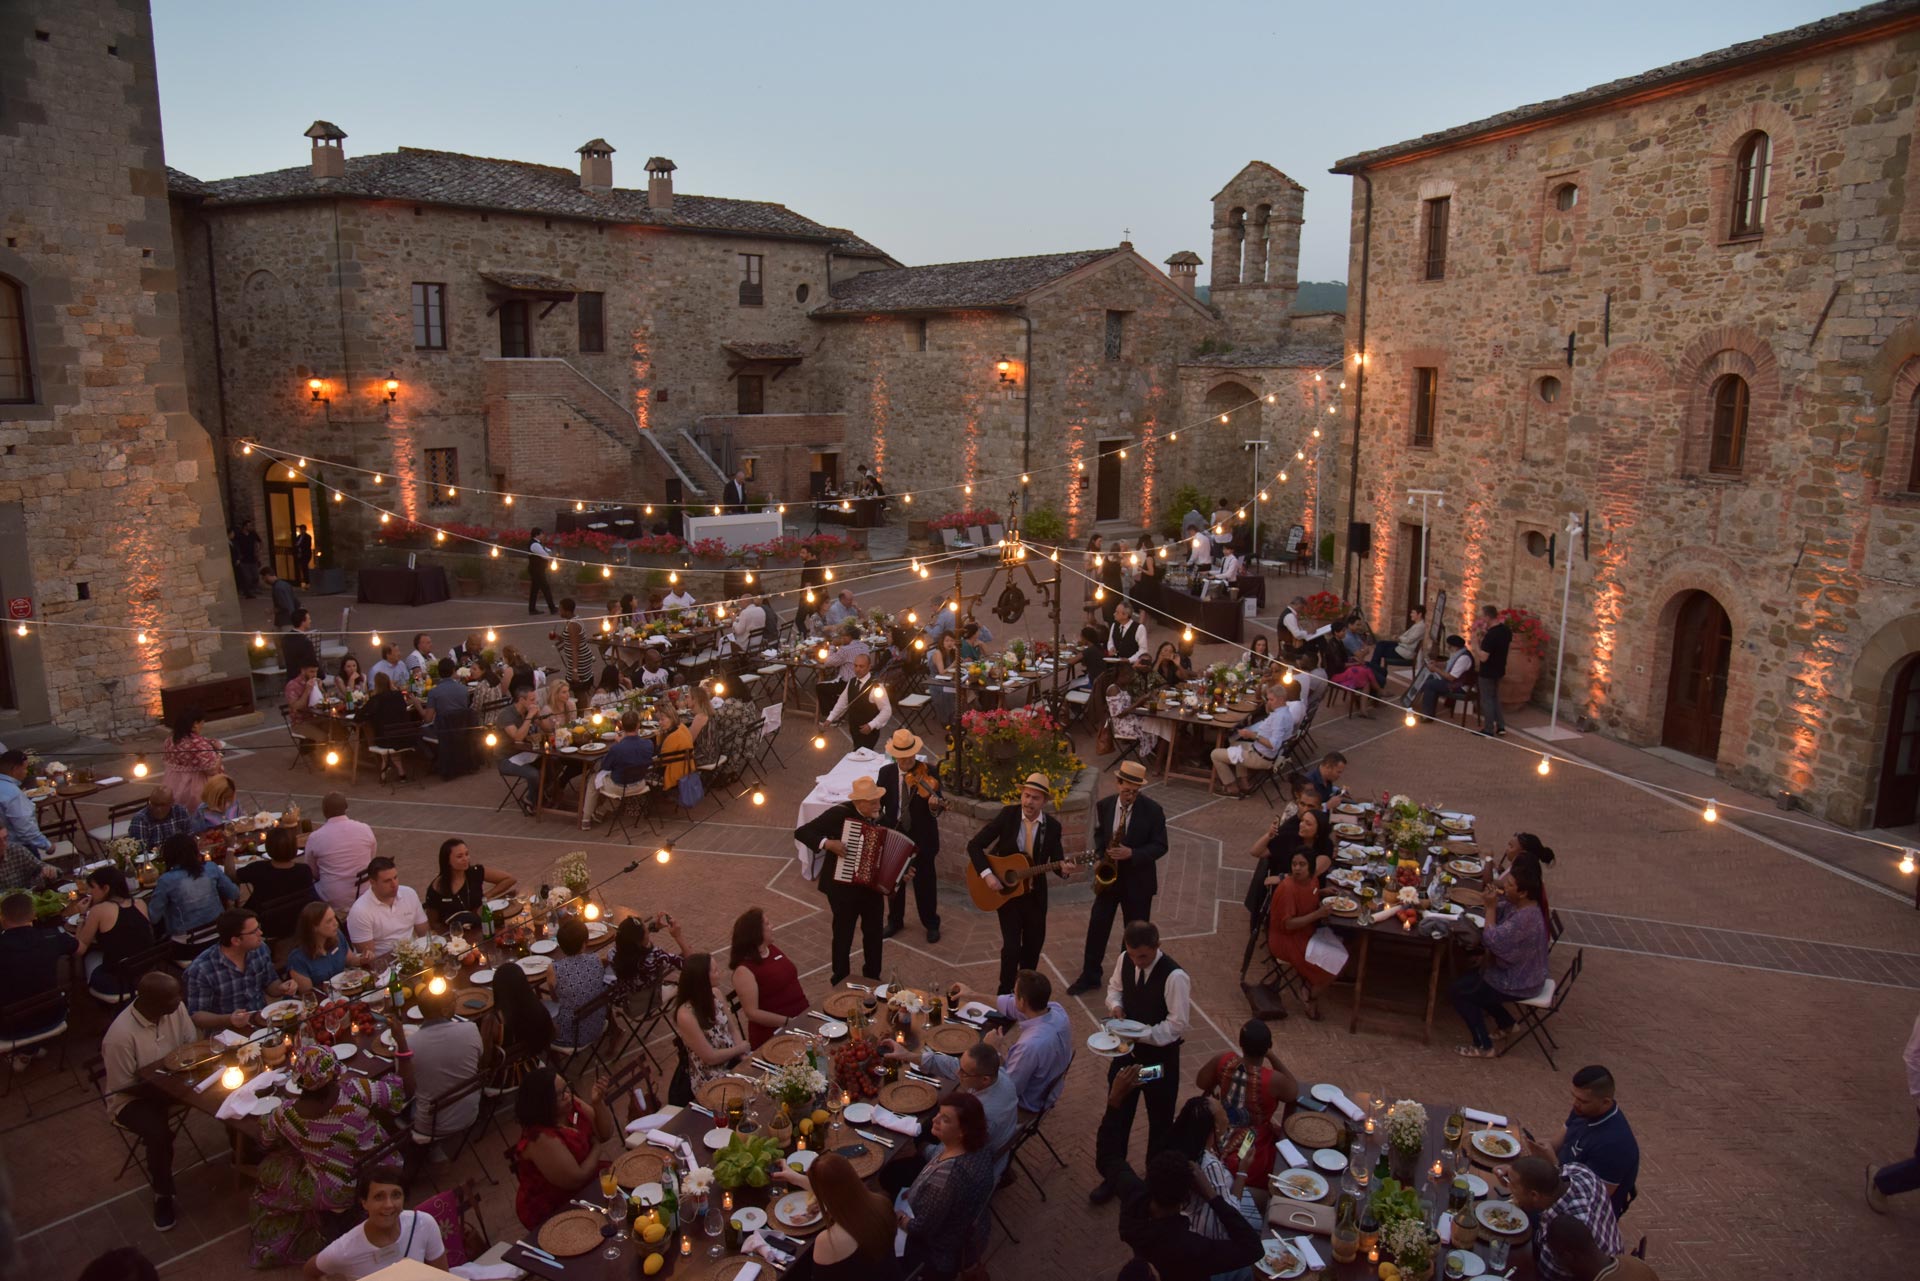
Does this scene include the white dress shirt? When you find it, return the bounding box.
[369,658,410,689]
[731,604,767,648]
[403,649,435,676]
[662,590,696,611]
[828,675,891,731]
[345,885,428,957]
[1104,950,1191,1047]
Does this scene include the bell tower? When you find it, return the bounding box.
[1208,162,1305,343]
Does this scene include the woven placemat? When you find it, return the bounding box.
[537,1208,605,1257]
[827,1135,885,1179]
[758,1033,810,1067]
[1282,1110,1345,1150]
[695,1076,759,1114]
[611,1147,668,1188]
[453,989,494,1017]
[822,991,867,1020]
[770,1190,826,1236]
[162,1040,219,1073]
[921,1024,978,1055]
[877,1078,939,1115]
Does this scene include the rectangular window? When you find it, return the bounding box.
[498,300,530,358]
[577,291,604,353]
[1104,310,1126,361]
[425,447,459,505]
[1411,367,1438,447]
[737,374,765,415]
[913,318,928,352]
[1422,197,1450,281]
[0,277,32,403]
[741,456,758,482]
[739,254,764,306]
[411,282,447,350]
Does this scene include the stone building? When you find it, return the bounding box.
[170,136,1343,560]
[0,0,246,738]
[1331,0,1920,831]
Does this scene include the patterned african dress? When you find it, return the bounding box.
[247,1071,406,1268]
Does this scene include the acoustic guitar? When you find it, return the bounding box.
[969,848,1101,912]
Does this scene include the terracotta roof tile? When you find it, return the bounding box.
[1333,1,1920,171]
[814,248,1122,314]
[724,341,806,362]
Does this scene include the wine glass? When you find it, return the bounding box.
[705,1197,726,1258]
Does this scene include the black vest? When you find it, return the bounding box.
[1110,620,1143,661]
[845,677,883,729]
[1120,952,1183,1053]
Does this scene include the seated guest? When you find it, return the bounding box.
[511,1066,618,1229]
[550,919,608,1049]
[332,654,368,696]
[607,912,685,1001]
[304,791,378,914]
[1266,849,1340,1020]
[1303,750,1347,802]
[1195,1018,1298,1187]
[1368,605,1428,685]
[128,785,194,850]
[162,708,225,813]
[768,1152,901,1281]
[949,972,1073,1115]
[1510,1156,1622,1281]
[248,1043,413,1268]
[404,632,436,677]
[76,865,155,1000]
[148,831,240,944]
[1320,623,1378,706]
[958,621,990,661]
[421,837,515,926]
[499,643,544,690]
[728,907,805,1049]
[191,774,242,834]
[1452,855,1551,1058]
[101,973,197,1230]
[1497,832,1557,925]
[1165,1094,1263,1244]
[594,710,655,790]
[662,583,697,612]
[304,1169,446,1279]
[284,660,329,745]
[453,631,489,666]
[1096,1066,1263,1281]
[1415,634,1477,717]
[407,984,484,1154]
[542,676,577,725]
[1278,772,1326,825]
[1210,682,1294,797]
[1543,1218,1658,1281]
[655,704,695,787]
[729,595,768,652]
[588,664,630,708]
[898,1092,997,1281]
[672,953,752,1091]
[345,856,429,961]
[285,902,371,993]
[493,687,544,812]
[635,644,672,690]
[236,826,317,940]
[1246,634,1273,674]
[1149,641,1190,688]
[823,588,861,628]
[367,644,409,692]
[884,1041,1019,1176]
[1243,809,1333,929]
[0,890,76,1058]
[354,672,421,780]
[423,657,473,750]
[1528,1065,1640,1220]
[487,963,555,1089]
[184,908,297,1032]
[700,679,762,784]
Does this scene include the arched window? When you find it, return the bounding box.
[1731,132,1771,237]
[0,275,31,404]
[1709,374,1749,474]
[1908,384,1920,492]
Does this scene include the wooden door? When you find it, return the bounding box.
[1661,591,1731,759]
[1876,654,1920,828]
[263,479,314,580]
[1401,520,1426,619]
[1096,441,1124,522]
[499,301,530,357]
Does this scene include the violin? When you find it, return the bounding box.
[906,760,947,813]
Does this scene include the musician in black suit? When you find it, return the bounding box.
[1067,759,1169,996]
[879,729,942,944]
[792,775,890,985]
[966,772,1078,995]
[723,470,749,512]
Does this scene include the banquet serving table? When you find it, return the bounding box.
[1157,583,1244,644]
[356,565,452,607]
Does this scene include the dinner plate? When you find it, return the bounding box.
[586,921,609,940]
[1470,1128,1521,1161]
[405,1005,424,1021]
[873,984,891,999]
[1270,1168,1329,1202]
[1310,1148,1348,1173]
[1258,1242,1307,1279]
[959,1001,996,1021]
[250,1095,285,1116]
[784,1149,818,1172]
[1463,1172,1489,1198]
[734,1206,769,1233]
[514,956,552,977]
[379,1029,396,1050]
[601,732,618,742]
[1446,1249,1488,1276]
[530,939,559,954]
[260,999,303,1023]
[1105,1018,1151,1040]
[332,1043,358,1061]
[702,1128,732,1151]
[1087,1031,1123,1053]
[1309,1083,1342,1103]
[771,1192,820,1231]
[1333,823,1367,838]
[56,882,76,895]
[486,898,510,913]
[1447,858,1485,877]
[816,1020,849,1039]
[1475,1200,1529,1236]
[843,1102,874,1124]
[560,746,579,754]
[469,968,494,985]
[1325,897,1359,915]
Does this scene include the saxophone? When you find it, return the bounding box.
[1094,830,1122,895]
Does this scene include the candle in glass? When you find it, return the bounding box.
[680,1236,691,1258]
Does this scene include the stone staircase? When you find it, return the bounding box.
[665,429,728,498]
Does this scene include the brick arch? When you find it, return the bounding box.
[1674,327,1780,477]
[1864,318,1920,494]
[1705,102,1798,241]
[1705,101,1798,159]
[1846,613,1920,825]
[1613,553,1759,766]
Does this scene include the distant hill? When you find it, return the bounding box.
[1193,280,1346,313]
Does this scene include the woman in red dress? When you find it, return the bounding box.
[1266,849,1340,1019]
[512,1066,617,1229]
[730,907,810,1049]
[1194,1018,1300,1185]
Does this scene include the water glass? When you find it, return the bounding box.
[1487,1238,1510,1270]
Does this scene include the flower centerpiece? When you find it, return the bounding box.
[1382,1217,1438,1279]
[1380,794,1434,862]
[1299,590,1350,624]
[764,1057,828,1115]
[679,1166,714,1216]
[106,835,145,875]
[1384,1099,1428,1182]
[552,851,591,897]
[1006,638,1028,671]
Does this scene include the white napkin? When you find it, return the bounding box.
[195,1067,226,1093]
[1468,914,1486,929]
[1421,910,1464,925]
[451,1265,523,1280]
[1277,1138,1308,1168]
[1293,1235,1324,1268]
[1328,1092,1365,1123]
[215,1069,284,1121]
[212,1029,248,1048]
[1369,906,1398,925]
[1438,811,1476,822]
[644,1129,683,1151]
[740,1234,789,1272]
[731,1263,764,1281]
[624,1105,684,1135]
[1464,1107,1509,1126]
[872,1106,923,1137]
[1448,834,1475,842]
[96,775,124,786]
[1438,1212,1454,1244]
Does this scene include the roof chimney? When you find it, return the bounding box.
[577,139,615,194]
[1165,250,1202,296]
[305,120,346,181]
[647,157,676,213]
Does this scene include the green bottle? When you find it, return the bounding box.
[480,899,495,940]
[387,965,404,1010]
[1374,1148,1391,1185]
[660,1164,678,1234]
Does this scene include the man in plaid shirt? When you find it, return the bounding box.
[127,785,193,850]
[1510,1156,1621,1281]
[183,908,296,1032]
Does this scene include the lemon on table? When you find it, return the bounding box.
[640,1222,666,1244]
[1378,1264,1400,1281]
[810,1109,830,1126]
[799,1118,815,1135]
[642,1252,664,1275]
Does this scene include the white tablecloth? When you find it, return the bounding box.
[793,748,889,879]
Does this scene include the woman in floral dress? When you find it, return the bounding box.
[249,1043,413,1268]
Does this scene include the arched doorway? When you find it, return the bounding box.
[1877,653,1920,829]
[1661,591,1731,760]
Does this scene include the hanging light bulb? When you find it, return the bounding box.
[1119,449,1128,459]
[447,487,456,499]
[241,443,253,455]
[13,622,25,638]
[905,611,918,625]
[1259,490,1270,502]
[132,756,149,778]
[812,735,827,750]
[601,618,612,633]
[1296,449,1306,461]
[1312,428,1322,439]
[484,731,499,748]
[903,493,912,505]
[1703,799,1719,823]
[917,565,930,579]
[1266,393,1277,403]
[1235,508,1246,519]
[600,565,611,579]
[777,504,787,514]
[714,506,723,515]
[1169,432,1178,442]
[715,604,726,618]
[668,571,678,584]
[1182,627,1194,644]
[948,599,959,613]
[1219,414,1229,424]
[1021,474,1030,485]
[1901,850,1917,876]
[253,632,266,648]
[644,504,654,515]
[655,845,672,865]
[136,630,149,644]
[745,572,755,585]
[1281,669,1294,685]
[1279,470,1289,482]
[504,494,514,506]
[1536,755,1551,777]
[380,512,391,525]
[374,473,384,484]
[1129,553,1139,567]
[1314,373,1322,382]
[435,530,446,543]
[370,632,382,647]
[1094,586,1106,601]
[332,491,343,504]
[286,466,297,479]
[325,749,340,767]
[490,546,500,558]
[1404,711,1416,727]
[823,568,834,582]
[751,790,765,806]
[913,638,926,651]
[485,628,496,643]
[1158,546,1168,558]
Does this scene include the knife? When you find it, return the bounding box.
[689,1102,714,1117]
[516,1241,564,1265]
[567,1199,609,1215]
[905,1069,944,1085]
[854,1127,896,1147]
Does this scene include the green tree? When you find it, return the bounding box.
[1158,484,1212,539]
[1022,505,1066,541]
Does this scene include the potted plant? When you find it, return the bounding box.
[1476,606,1551,709]
[1384,1099,1428,1184]
[1382,1217,1438,1280]
[553,851,591,898]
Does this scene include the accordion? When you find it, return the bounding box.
[835,819,917,895]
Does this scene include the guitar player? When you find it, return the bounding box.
[965,771,1079,995]
[792,775,890,985]
[1067,759,1170,997]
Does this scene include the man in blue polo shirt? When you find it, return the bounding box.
[1526,1063,1640,1220]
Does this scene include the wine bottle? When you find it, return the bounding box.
[480,899,495,940]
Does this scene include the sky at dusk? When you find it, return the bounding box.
[153,0,1850,283]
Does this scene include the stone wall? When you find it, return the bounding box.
[1337,22,1920,826]
[1173,364,1342,551]
[0,0,247,737]
[695,413,851,508]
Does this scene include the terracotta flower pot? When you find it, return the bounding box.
[1498,649,1541,710]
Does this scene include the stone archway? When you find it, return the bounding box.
[1849,612,1920,828]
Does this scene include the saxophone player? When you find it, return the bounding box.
[1067,760,1169,997]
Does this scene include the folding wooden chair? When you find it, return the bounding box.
[604,982,670,1074]
[85,1056,210,1186]
[39,816,87,870]
[1498,948,1583,1070]
[597,776,659,844]
[422,1072,497,1185]
[278,706,318,771]
[552,989,619,1079]
[1005,1053,1073,1197]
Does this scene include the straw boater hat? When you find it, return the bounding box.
[1022,772,1051,797]
[1116,760,1149,785]
[850,776,885,803]
[886,728,924,760]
